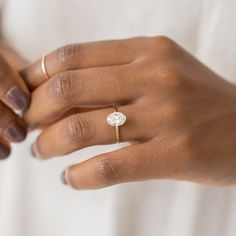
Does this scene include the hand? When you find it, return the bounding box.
[0,45,30,159]
[22,36,236,189]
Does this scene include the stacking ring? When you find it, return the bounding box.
[41,55,50,80]
[107,106,127,144]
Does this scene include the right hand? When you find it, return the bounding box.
[0,53,30,160]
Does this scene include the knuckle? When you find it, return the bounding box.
[148,36,176,55]
[151,36,174,47]
[150,66,183,92]
[50,72,73,98]
[95,157,119,185]
[160,67,182,88]
[67,115,93,143]
[57,44,79,68]
[168,100,184,124]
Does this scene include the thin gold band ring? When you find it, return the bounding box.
[107,106,127,144]
[41,55,49,80]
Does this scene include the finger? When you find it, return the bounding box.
[61,143,153,190]
[24,65,140,128]
[32,105,148,159]
[21,38,138,89]
[61,132,189,190]
[0,55,30,111]
[0,139,10,160]
[61,130,190,189]
[0,101,27,143]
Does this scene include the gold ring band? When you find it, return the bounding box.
[41,55,49,80]
[114,106,120,144]
[115,125,120,144]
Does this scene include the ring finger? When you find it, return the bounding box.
[32,104,151,159]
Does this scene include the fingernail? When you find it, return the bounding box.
[0,144,10,160]
[61,171,68,185]
[4,121,27,143]
[5,85,30,111]
[31,144,36,157]
[31,142,42,159]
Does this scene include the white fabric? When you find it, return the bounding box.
[0,0,236,235]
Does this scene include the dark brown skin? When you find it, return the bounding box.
[18,36,236,190]
[0,41,29,159]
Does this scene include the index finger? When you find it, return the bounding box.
[20,38,138,89]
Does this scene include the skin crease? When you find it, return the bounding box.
[19,36,236,190]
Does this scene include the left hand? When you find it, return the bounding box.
[21,36,236,189]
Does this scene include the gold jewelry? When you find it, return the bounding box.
[41,55,49,80]
[107,106,127,144]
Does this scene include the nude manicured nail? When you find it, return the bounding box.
[4,121,27,142]
[31,142,41,159]
[5,85,30,111]
[0,144,10,160]
[61,171,68,185]
[31,144,36,157]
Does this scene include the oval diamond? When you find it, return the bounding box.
[107,112,127,127]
